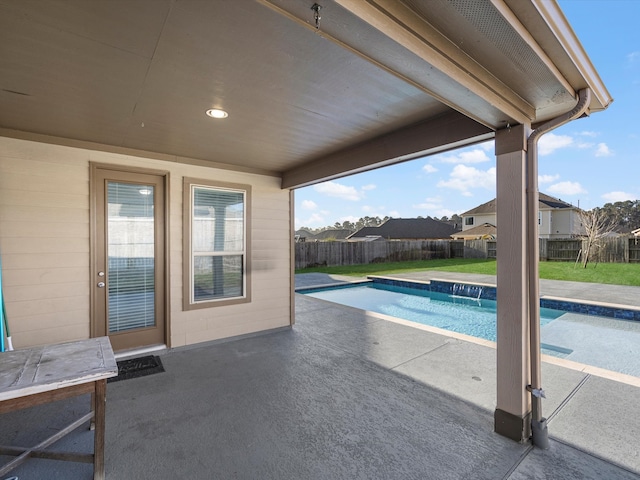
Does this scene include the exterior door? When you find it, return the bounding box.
[92,166,166,352]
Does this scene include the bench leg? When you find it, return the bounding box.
[93,379,107,480]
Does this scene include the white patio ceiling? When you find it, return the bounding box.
[0,0,611,188]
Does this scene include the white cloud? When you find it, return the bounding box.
[338,215,360,224]
[436,148,491,164]
[479,141,495,152]
[595,142,613,157]
[413,196,443,211]
[412,196,457,218]
[423,164,438,174]
[313,181,361,201]
[538,174,560,184]
[313,181,376,200]
[301,200,317,210]
[578,131,598,137]
[547,181,587,196]
[538,133,573,156]
[360,206,398,218]
[296,213,326,228]
[437,165,496,195]
[627,51,640,64]
[601,191,636,203]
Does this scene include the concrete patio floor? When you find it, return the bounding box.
[2,274,640,479]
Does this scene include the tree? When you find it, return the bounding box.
[341,220,355,231]
[578,208,615,268]
[598,200,640,232]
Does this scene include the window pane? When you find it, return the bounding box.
[193,255,243,301]
[193,187,244,253]
[107,182,155,332]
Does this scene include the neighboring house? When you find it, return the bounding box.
[461,193,584,239]
[294,229,314,242]
[451,223,496,240]
[348,218,460,241]
[632,228,640,238]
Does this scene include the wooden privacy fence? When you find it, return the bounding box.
[544,239,581,261]
[295,237,639,268]
[631,237,640,263]
[295,240,458,269]
[541,237,630,263]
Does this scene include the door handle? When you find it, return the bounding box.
[97,282,106,288]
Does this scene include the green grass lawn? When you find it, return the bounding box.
[296,258,640,286]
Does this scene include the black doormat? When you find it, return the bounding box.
[108,355,165,383]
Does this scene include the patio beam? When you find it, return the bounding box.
[281,111,492,189]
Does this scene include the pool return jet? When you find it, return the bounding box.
[525,88,591,449]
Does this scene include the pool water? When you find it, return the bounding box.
[303,283,563,343]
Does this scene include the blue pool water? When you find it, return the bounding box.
[303,283,563,343]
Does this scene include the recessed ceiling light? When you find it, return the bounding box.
[206,108,228,119]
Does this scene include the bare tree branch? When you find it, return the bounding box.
[578,209,616,268]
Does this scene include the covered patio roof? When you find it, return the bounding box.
[0,0,611,187]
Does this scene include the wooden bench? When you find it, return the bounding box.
[0,337,117,479]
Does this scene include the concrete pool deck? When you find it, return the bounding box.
[294,273,640,476]
[2,273,639,479]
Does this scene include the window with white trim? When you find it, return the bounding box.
[465,217,474,226]
[183,179,250,309]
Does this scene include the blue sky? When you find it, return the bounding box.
[294,0,639,230]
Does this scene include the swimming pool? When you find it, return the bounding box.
[302,282,563,344]
[299,277,640,376]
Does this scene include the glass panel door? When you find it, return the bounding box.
[107,182,155,333]
[92,166,165,352]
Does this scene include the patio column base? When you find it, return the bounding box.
[494,408,531,443]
